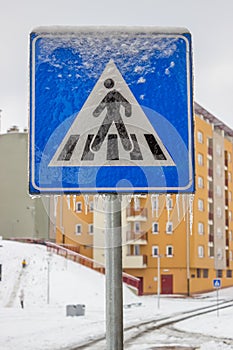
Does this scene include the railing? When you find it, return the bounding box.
[126,207,148,218]
[8,238,142,293]
[208,168,213,177]
[208,190,213,199]
[126,231,147,242]
[209,234,214,243]
[208,212,214,221]
[46,242,141,293]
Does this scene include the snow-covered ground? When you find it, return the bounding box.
[0,239,232,350]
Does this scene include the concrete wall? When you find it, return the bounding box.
[0,131,50,240]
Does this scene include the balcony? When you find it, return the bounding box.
[208,168,213,178]
[208,147,213,156]
[208,190,213,199]
[126,207,148,221]
[208,212,214,221]
[209,234,214,243]
[124,254,147,269]
[126,231,148,245]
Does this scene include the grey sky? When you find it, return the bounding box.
[0,0,232,131]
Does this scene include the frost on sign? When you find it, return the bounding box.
[29,27,194,194]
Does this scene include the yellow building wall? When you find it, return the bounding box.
[55,112,233,295]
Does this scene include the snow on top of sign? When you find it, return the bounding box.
[31,26,190,35]
[33,30,182,82]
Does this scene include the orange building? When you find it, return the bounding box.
[54,102,233,295]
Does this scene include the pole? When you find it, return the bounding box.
[157,255,160,309]
[47,258,50,304]
[105,194,123,350]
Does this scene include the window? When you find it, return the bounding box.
[134,222,140,233]
[166,245,173,257]
[88,224,93,235]
[216,206,222,218]
[152,246,159,257]
[217,228,222,239]
[152,222,159,234]
[228,172,232,183]
[217,248,223,260]
[76,202,82,212]
[226,270,232,278]
[198,199,204,212]
[134,245,140,256]
[216,270,223,278]
[134,197,140,210]
[197,131,203,144]
[229,251,233,261]
[166,222,173,234]
[229,191,232,203]
[89,201,94,212]
[75,224,82,235]
[198,222,204,235]
[197,268,201,278]
[166,196,173,210]
[198,245,204,258]
[197,176,204,188]
[209,246,214,258]
[216,164,222,177]
[152,196,159,211]
[216,185,222,197]
[203,269,209,278]
[229,231,232,241]
[198,153,204,166]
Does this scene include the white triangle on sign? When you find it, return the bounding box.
[49,59,175,167]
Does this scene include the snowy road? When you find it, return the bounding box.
[0,240,233,350]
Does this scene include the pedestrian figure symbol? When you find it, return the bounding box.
[91,78,132,153]
[49,59,175,167]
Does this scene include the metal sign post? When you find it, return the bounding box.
[213,278,221,317]
[105,194,123,349]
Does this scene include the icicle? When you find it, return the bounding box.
[53,195,58,217]
[151,195,155,218]
[84,195,89,215]
[151,194,159,218]
[94,194,99,210]
[176,194,180,222]
[155,194,159,218]
[182,194,186,221]
[72,195,76,211]
[134,195,140,210]
[166,194,171,222]
[66,195,71,210]
[189,194,194,235]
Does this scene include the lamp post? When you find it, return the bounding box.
[156,254,163,310]
[47,252,52,304]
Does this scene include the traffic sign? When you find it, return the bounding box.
[213,278,221,288]
[29,27,194,194]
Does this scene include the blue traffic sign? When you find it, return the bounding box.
[213,278,221,288]
[29,27,194,194]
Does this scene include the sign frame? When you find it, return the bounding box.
[29,26,195,194]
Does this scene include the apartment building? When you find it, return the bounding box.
[54,103,233,295]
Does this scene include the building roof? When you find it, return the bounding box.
[194,102,233,137]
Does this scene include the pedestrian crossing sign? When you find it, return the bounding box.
[213,279,221,288]
[29,27,195,194]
